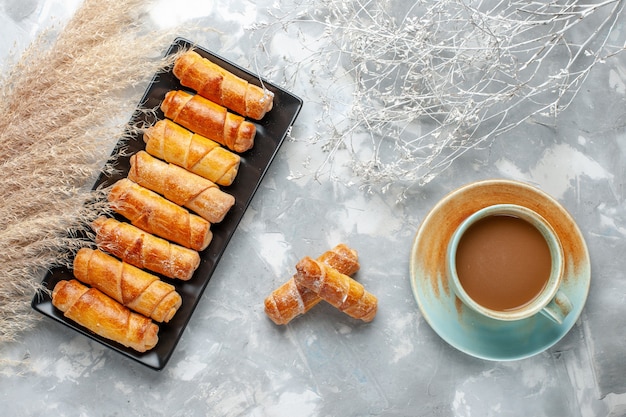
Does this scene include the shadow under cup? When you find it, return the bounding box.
[447,204,572,324]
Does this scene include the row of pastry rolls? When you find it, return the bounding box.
[52,47,272,353]
[109,46,277,281]
[105,77,251,255]
[51,163,229,351]
[61,128,238,350]
[53,156,236,351]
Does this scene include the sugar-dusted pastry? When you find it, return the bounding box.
[294,256,377,322]
[143,120,240,186]
[92,216,200,281]
[173,50,274,120]
[161,90,255,153]
[264,244,360,325]
[73,248,182,323]
[108,179,212,251]
[52,279,159,353]
[128,151,235,223]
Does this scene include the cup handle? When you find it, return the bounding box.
[539,290,573,325]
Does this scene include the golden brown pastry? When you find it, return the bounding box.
[128,151,235,223]
[294,256,377,322]
[52,279,159,353]
[317,244,361,277]
[143,119,240,187]
[173,50,274,120]
[264,244,360,325]
[92,216,200,281]
[73,248,182,323]
[161,90,255,153]
[108,178,212,251]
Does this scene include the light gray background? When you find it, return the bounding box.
[1,1,625,416]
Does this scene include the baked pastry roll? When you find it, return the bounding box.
[294,257,377,322]
[108,178,212,251]
[161,90,255,153]
[73,248,182,323]
[52,279,159,353]
[264,244,360,325]
[143,120,239,187]
[173,50,274,120]
[128,151,234,223]
[93,216,200,281]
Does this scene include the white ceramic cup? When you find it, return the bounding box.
[447,204,572,324]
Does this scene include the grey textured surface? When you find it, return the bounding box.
[1,0,625,416]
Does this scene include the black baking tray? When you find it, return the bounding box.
[31,37,303,370]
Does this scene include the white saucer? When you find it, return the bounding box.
[409,179,591,361]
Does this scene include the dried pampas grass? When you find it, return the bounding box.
[0,0,181,343]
